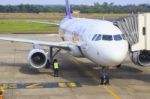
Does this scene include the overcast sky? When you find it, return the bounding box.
[0,0,150,5]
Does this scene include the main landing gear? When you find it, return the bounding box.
[116,64,121,68]
[45,47,61,69]
[100,67,109,85]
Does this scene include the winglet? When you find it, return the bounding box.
[65,0,72,19]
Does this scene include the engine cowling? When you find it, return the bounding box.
[131,50,150,66]
[28,49,48,69]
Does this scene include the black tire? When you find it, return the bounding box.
[106,77,109,85]
[100,77,104,85]
[101,75,109,85]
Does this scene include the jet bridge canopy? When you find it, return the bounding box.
[115,13,150,51]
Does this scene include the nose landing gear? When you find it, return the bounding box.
[100,67,109,85]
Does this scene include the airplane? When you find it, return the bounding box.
[0,0,149,85]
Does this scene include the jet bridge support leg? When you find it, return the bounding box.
[45,47,61,69]
[100,67,109,85]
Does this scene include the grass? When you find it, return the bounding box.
[0,13,65,19]
[0,13,129,33]
[0,20,58,33]
[0,13,129,19]
[79,13,129,19]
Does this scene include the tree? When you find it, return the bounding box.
[0,3,150,13]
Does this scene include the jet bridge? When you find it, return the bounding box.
[115,13,150,51]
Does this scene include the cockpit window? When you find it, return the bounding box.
[92,34,126,41]
[114,35,122,41]
[96,34,102,41]
[92,34,98,41]
[102,35,113,41]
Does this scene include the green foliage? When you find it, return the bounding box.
[0,3,150,13]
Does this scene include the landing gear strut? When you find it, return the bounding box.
[45,47,61,69]
[116,64,121,68]
[100,67,109,85]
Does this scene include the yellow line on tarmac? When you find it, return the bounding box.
[68,54,121,99]
[103,85,120,99]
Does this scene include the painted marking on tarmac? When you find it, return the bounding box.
[0,86,5,92]
[6,84,17,89]
[68,54,121,99]
[0,82,80,89]
[58,83,67,88]
[103,85,120,99]
[26,83,42,89]
[67,82,77,88]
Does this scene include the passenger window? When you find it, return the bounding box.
[96,34,102,41]
[102,35,113,41]
[114,35,122,41]
[92,34,97,41]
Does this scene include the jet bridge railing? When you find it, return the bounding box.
[115,13,150,51]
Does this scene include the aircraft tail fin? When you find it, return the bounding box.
[65,0,72,19]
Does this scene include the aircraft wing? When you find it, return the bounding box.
[0,37,70,50]
[27,20,60,26]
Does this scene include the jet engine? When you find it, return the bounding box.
[131,50,150,66]
[28,49,48,69]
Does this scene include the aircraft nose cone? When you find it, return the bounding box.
[100,42,129,66]
[108,52,127,65]
[106,44,128,65]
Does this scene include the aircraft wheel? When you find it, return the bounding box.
[100,67,109,85]
[101,75,109,85]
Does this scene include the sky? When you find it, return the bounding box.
[0,0,150,5]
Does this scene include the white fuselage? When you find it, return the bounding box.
[59,18,129,67]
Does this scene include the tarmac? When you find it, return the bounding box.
[0,34,149,99]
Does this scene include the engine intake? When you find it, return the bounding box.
[131,50,150,66]
[28,49,48,69]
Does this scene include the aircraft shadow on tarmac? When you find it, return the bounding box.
[0,60,150,86]
[77,61,150,84]
[0,62,41,74]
